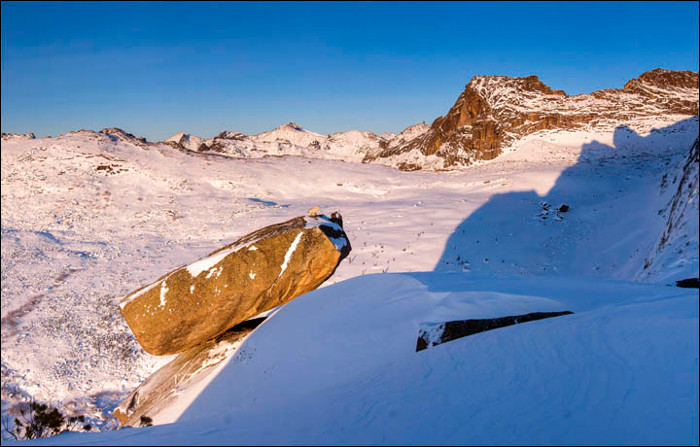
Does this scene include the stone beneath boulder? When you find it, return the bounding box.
[114,317,265,427]
[119,213,351,355]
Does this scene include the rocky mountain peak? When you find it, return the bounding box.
[624,68,699,92]
[366,69,699,169]
[467,74,567,98]
[100,127,149,146]
[216,131,247,140]
[281,122,304,131]
[164,132,208,152]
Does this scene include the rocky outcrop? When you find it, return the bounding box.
[119,213,351,355]
[99,128,151,148]
[623,69,700,115]
[163,132,207,152]
[366,69,699,169]
[416,311,573,352]
[204,131,251,156]
[658,137,699,249]
[641,137,699,280]
[1,132,36,140]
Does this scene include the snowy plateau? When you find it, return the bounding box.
[1,70,699,445]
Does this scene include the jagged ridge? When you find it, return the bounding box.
[366,68,699,169]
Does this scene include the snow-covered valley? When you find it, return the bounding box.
[2,90,699,443]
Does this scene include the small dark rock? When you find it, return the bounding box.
[416,311,573,352]
[676,278,699,288]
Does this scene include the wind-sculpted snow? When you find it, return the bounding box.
[18,274,698,445]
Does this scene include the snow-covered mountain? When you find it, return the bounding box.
[163,122,405,164]
[366,68,699,169]
[1,69,698,445]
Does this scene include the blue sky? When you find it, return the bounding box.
[2,1,698,141]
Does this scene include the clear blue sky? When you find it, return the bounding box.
[2,1,698,141]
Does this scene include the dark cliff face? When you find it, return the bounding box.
[366,69,699,169]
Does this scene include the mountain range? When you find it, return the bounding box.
[164,68,699,170]
[7,68,694,172]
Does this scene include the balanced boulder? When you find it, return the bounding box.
[119,213,351,355]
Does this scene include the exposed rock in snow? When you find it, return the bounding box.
[159,122,417,164]
[1,131,36,140]
[119,214,351,355]
[99,128,151,148]
[640,137,699,282]
[39,274,698,445]
[164,132,207,152]
[190,124,384,162]
[416,310,573,351]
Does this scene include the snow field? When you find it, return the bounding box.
[1,114,698,443]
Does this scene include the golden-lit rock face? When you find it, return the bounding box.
[365,69,699,168]
[119,214,351,356]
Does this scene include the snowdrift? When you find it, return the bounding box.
[21,273,698,445]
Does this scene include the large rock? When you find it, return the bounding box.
[119,213,351,355]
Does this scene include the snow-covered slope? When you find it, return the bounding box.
[18,274,699,445]
[639,137,699,283]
